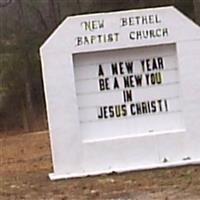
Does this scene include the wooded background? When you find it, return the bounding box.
[0,0,199,133]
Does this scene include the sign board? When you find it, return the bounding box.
[40,7,200,180]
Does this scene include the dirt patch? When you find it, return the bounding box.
[1,131,200,200]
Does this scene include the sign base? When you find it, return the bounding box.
[49,159,200,180]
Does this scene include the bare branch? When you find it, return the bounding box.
[0,0,12,8]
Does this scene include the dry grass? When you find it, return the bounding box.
[1,131,200,200]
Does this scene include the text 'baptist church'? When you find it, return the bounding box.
[76,14,169,46]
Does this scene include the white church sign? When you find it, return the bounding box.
[40,7,200,180]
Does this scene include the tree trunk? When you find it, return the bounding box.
[77,0,81,12]
[193,0,200,25]
[48,0,59,29]
[21,99,29,132]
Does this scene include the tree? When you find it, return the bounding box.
[0,0,48,132]
[0,0,12,8]
[193,0,200,24]
[175,0,195,20]
[0,0,198,133]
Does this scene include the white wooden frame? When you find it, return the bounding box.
[40,7,200,180]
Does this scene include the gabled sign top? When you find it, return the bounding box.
[41,6,200,54]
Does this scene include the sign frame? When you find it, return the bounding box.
[40,6,200,180]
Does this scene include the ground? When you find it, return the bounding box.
[1,131,200,200]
